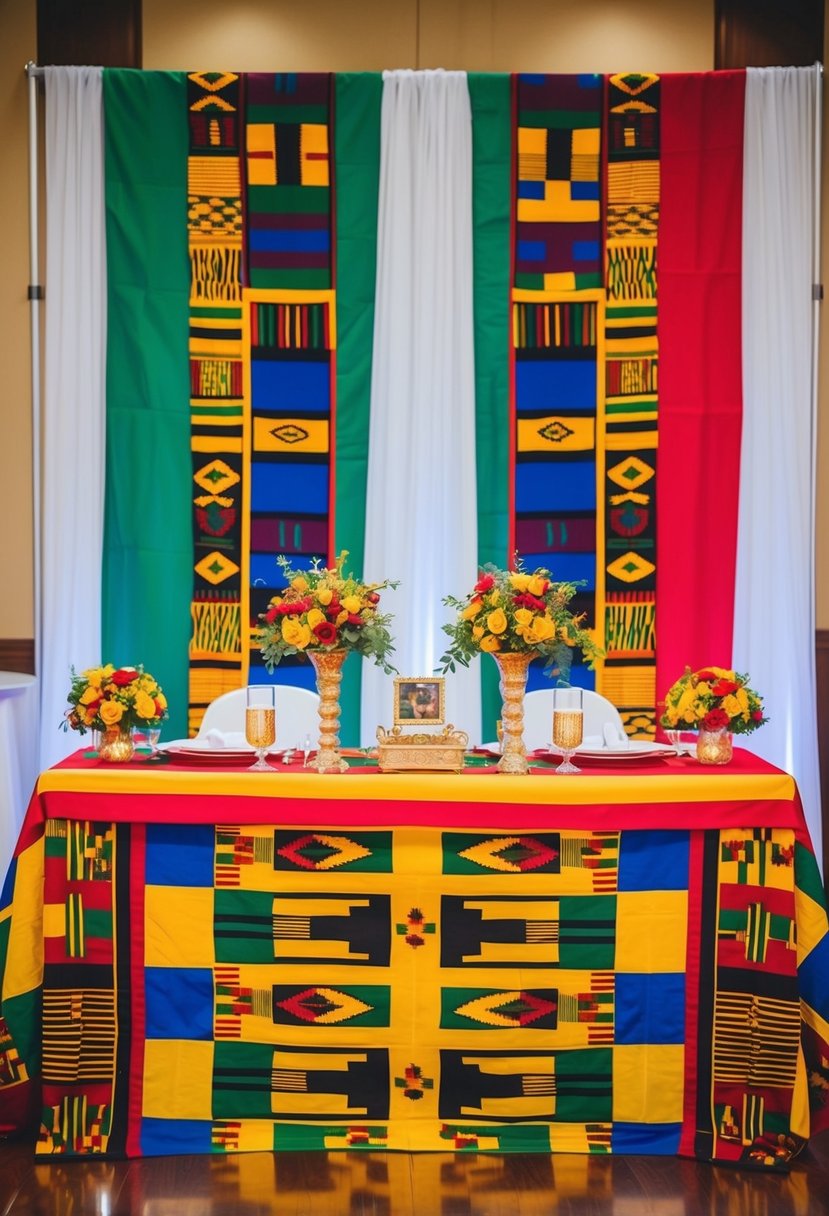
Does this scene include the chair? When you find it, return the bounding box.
[197,685,321,748]
[522,688,626,751]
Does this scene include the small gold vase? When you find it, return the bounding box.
[98,724,135,763]
[307,648,349,774]
[696,727,733,765]
[491,650,535,775]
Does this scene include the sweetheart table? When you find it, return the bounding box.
[0,747,827,1169]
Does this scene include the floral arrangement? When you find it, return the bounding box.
[257,551,398,674]
[64,665,168,735]
[660,666,766,735]
[439,562,600,678]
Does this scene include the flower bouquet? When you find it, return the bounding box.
[257,551,397,773]
[439,562,600,774]
[660,666,766,764]
[64,665,168,761]
[257,551,397,674]
[439,563,599,679]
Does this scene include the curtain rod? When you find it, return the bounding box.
[25,62,44,78]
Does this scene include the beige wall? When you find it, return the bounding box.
[8,0,827,641]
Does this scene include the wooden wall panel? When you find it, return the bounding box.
[715,0,823,68]
[37,0,142,68]
[0,640,35,676]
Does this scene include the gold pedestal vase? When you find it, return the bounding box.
[696,727,733,765]
[98,724,135,763]
[308,649,349,773]
[491,650,535,775]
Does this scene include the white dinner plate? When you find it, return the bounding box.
[158,736,279,757]
[534,740,676,762]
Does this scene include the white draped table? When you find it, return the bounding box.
[0,672,38,881]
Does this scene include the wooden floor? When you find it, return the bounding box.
[2,1134,829,1215]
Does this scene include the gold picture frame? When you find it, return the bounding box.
[393,677,445,727]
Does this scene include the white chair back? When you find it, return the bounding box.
[198,685,321,748]
[522,688,626,751]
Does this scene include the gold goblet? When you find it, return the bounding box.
[245,685,276,771]
[552,687,584,775]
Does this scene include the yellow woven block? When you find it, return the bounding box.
[517,415,595,453]
[615,890,688,973]
[253,416,329,454]
[145,886,215,968]
[247,123,276,186]
[300,124,329,186]
[144,1040,214,1120]
[613,1044,685,1124]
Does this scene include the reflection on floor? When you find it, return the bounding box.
[3,1140,829,1215]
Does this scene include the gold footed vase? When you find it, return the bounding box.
[492,650,535,775]
[98,724,135,763]
[308,649,349,774]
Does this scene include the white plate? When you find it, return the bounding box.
[158,736,280,756]
[536,740,676,761]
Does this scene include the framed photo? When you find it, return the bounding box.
[393,677,445,727]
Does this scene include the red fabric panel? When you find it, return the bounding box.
[657,71,746,710]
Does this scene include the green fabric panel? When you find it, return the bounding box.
[103,70,192,742]
[334,73,382,744]
[469,73,512,740]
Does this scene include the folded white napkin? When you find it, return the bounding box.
[581,734,604,748]
[603,723,630,750]
[202,729,248,750]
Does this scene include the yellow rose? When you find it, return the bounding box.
[513,608,533,626]
[155,692,167,711]
[721,694,741,720]
[527,575,547,597]
[82,666,107,688]
[307,608,325,629]
[462,599,483,621]
[479,633,501,652]
[281,616,312,649]
[509,573,531,592]
[79,686,99,705]
[316,587,333,606]
[472,624,485,640]
[676,686,697,719]
[530,614,555,641]
[134,690,157,720]
[99,700,124,725]
[335,610,349,626]
[695,681,711,698]
[735,687,749,713]
[341,595,361,614]
[291,576,309,592]
[486,608,507,635]
[664,706,679,726]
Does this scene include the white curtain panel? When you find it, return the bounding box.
[360,69,481,745]
[40,67,107,769]
[734,65,822,861]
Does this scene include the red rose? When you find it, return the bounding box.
[751,709,764,721]
[474,574,495,593]
[703,707,730,730]
[111,668,137,687]
[312,621,338,645]
[264,606,280,624]
[366,591,380,605]
[696,670,718,682]
[712,679,738,696]
[347,613,364,626]
[274,601,296,616]
[513,593,547,612]
[326,599,341,619]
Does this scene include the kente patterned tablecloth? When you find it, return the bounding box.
[0,750,827,1168]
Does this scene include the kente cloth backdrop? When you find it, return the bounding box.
[0,755,828,1162]
[36,67,821,862]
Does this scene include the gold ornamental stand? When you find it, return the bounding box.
[491,651,535,775]
[307,649,349,773]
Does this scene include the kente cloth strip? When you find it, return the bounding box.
[186,72,336,735]
[511,74,605,706]
[0,755,827,1164]
[509,72,746,739]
